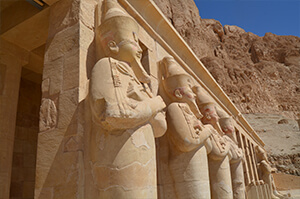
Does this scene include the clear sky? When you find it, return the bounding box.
[194,0,300,37]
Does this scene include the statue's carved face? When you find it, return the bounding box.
[200,104,219,125]
[107,33,150,83]
[115,37,142,63]
[169,76,201,118]
[174,86,195,103]
[221,124,234,134]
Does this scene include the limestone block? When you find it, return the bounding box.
[43,57,63,95]
[36,188,53,199]
[41,78,50,94]
[79,0,97,30]
[63,135,83,152]
[63,50,79,91]
[38,150,83,198]
[35,130,64,196]
[155,41,170,61]
[79,50,94,101]
[48,0,80,38]
[149,51,158,78]
[45,24,79,62]
[57,88,78,130]
[43,151,80,188]
[79,21,95,52]
[139,27,155,51]
[39,98,57,132]
[53,180,78,199]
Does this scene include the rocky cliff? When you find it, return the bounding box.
[153,0,300,118]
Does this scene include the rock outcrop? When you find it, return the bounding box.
[153,0,300,177]
[153,0,300,118]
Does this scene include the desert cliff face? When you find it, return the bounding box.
[153,0,300,118]
[153,0,300,177]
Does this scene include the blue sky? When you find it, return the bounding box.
[194,0,300,37]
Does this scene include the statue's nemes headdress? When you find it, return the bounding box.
[97,0,139,54]
[161,56,194,95]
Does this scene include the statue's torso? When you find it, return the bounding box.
[89,57,157,198]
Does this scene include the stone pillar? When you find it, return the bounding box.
[249,142,260,183]
[243,136,255,184]
[34,0,96,198]
[236,130,251,186]
[0,39,27,199]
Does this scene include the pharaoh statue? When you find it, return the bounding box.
[88,0,167,198]
[160,56,214,199]
[256,146,290,199]
[193,86,223,134]
[218,110,245,199]
[193,88,233,199]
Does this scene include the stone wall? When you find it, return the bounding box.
[10,77,41,199]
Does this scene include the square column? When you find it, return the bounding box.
[34,0,96,198]
[0,39,27,199]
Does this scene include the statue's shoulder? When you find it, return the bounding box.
[91,57,122,79]
[167,102,180,110]
[167,102,193,116]
[93,57,116,71]
[167,102,188,111]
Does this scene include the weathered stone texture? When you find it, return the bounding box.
[48,0,80,38]
[35,0,92,198]
[39,98,57,132]
[153,0,300,118]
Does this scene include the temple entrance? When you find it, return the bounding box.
[9,68,42,199]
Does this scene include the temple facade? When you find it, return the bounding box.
[0,0,283,198]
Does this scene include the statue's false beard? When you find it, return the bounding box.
[185,98,202,119]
